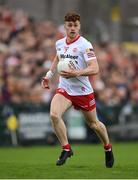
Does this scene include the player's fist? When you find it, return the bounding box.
[41,77,50,89]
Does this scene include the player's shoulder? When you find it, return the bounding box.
[79,36,91,43]
[79,36,93,48]
[56,37,66,47]
[79,36,92,46]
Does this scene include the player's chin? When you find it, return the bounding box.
[70,33,76,38]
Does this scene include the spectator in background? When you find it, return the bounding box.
[0,6,63,104]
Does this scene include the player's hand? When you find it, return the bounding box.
[41,77,50,89]
[60,70,80,78]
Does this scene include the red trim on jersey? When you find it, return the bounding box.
[56,88,96,111]
[66,35,80,45]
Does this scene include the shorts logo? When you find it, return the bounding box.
[80,105,88,108]
[89,99,95,106]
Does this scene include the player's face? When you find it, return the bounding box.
[64,20,80,39]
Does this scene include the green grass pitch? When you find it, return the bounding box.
[0,142,138,179]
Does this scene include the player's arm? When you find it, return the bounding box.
[41,55,59,89]
[78,43,99,76]
[60,57,99,78]
[77,57,99,76]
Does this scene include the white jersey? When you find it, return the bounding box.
[56,36,96,96]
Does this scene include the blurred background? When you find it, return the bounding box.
[0,0,138,146]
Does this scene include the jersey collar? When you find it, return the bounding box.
[66,35,80,45]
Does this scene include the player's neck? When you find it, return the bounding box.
[66,34,80,45]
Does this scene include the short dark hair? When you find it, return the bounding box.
[64,11,80,22]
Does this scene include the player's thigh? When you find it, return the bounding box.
[81,108,98,124]
[50,93,72,117]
